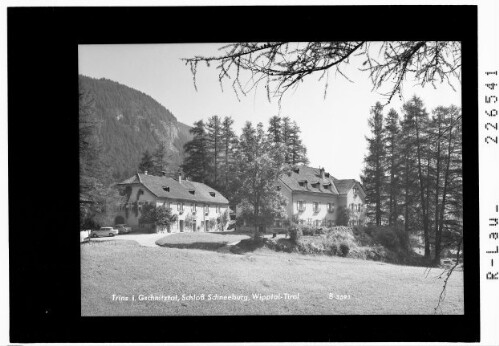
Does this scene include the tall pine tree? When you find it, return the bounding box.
[362,102,386,226]
[182,120,209,183]
[384,108,402,225]
[206,115,222,188]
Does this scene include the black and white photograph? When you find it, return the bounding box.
[7,4,492,344]
[79,41,464,316]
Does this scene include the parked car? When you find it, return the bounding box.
[91,226,119,238]
[115,224,132,234]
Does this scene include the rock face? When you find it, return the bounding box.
[79,75,192,180]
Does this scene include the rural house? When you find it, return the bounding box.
[278,165,366,227]
[116,172,230,232]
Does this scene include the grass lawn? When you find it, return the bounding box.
[81,237,464,316]
[155,231,250,250]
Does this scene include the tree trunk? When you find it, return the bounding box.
[433,115,442,265]
[415,114,430,260]
[404,155,410,233]
[434,113,455,266]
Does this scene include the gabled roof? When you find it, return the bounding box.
[279,165,339,195]
[117,173,229,204]
[333,178,366,196]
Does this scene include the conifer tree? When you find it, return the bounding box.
[403,96,431,259]
[268,115,282,144]
[206,115,222,187]
[151,142,169,176]
[384,108,402,225]
[361,102,387,226]
[288,121,309,165]
[138,150,154,174]
[220,116,239,201]
[182,120,209,183]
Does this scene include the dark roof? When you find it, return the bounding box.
[333,178,365,196]
[279,165,339,195]
[117,173,229,204]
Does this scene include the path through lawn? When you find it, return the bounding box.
[81,239,463,316]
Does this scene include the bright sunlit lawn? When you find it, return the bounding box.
[81,236,464,316]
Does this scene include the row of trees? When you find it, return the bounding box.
[181,115,309,205]
[180,116,309,230]
[361,96,462,265]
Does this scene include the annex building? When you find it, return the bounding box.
[278,165,366,227]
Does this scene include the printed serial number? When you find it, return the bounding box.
[328,293,351,300]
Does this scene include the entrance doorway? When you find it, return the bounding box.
[114,215,125,225]
[179,220,184,232]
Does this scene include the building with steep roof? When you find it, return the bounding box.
[115,172,230,232]
[278,165,366,227]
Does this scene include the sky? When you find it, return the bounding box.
[78,43,461,181]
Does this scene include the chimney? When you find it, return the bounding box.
[178,169,182,184]
[161,170,167,177]
[319,167,325,179]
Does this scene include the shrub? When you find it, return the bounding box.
[370,225,410,252]
[301,226,315,236]
[289,227,302,243]
[339,242,350,257]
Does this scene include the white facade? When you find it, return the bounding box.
[278,180,366,227]
[117,183,229,232]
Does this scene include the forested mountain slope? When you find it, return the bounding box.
[79,75,192,180]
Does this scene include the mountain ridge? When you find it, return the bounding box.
[79,75,192,181]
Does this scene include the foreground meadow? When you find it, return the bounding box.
[81,238,463,316]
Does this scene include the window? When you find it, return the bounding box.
[193,203,197,212]
[350,203,354,211]
[162,186,170,192]
[297,201,305,212]
[163,201,170,209]
[276,185,281,191]
[311,183,319,189]
[298,181,306,187]
[210,192,216,197]
[189,190,195,195]
[328,203,335,213]
[178,203,183,212]
[313,202,320,213]
[204,205,209,214]
[315,220,320,227]
[307,218,313,226]
[216,206,221,213]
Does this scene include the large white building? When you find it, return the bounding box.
[116,172,230,232]
[278,165,366,227]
